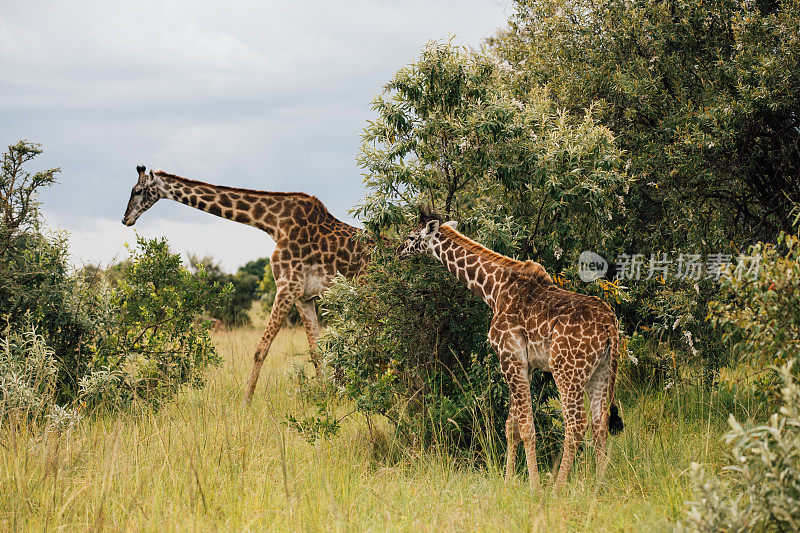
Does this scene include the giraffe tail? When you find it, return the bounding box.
[609,403,624,435]
[607,330,624,435]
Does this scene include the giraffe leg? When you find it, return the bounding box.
[515,378,540,488]
[587,360,613,479]
[491,326,538,487]
[505,401,521,483]
[554,385,588,489]
[295,298,323,378]
[500,360,539,488]
[245,283,300,402]
[588,387,610,479]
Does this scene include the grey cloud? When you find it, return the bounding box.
[1,0,511,270]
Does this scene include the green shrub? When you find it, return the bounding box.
[1,141,93,401]
[682,363,800,532]
[1,141,228,418]
[320,247,562,464]
[80,236,229,409]
[0,326,59,420]
[494,0,800,249]
[711,230,800,400]
[356,41,629,265]
[0,325,83,430]
[1,236,228,418]
[618,277,729,391]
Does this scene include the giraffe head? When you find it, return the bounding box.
[398,206,457,257]
[122,165,163,226]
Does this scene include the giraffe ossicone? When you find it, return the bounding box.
[122,165,373,401]
[399,206,623,488]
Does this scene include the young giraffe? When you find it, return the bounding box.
[122,166,371,400]
[399,209,623,488]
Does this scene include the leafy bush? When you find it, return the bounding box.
[683,363,800,532]
[622,277,729,390]
[0,325,83,430]
[285,401,341,445]
[0,326,59,420]
[1,141,228,419]
[79,237,228,409]
[321,248,562,464]
[1,142,97,400]
[711,230,800,400]
[356,41,629,270]
[1,235,228,418]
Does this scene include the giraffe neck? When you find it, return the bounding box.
[431,225,552,308]
[154,171,314,241]
[430,227,501,306]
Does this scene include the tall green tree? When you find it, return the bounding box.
[492,0,800,252]
[0,141,59,251]
[0,142,84,397]
[321,42,628,459]
[357,41,629,267]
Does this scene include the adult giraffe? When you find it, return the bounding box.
[122,166,371,401]
[399,208,623,488]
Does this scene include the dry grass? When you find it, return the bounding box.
[0,326,745,531]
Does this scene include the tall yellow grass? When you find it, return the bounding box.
[0,326,742,531]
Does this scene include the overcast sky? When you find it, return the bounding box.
[1,0,511,271]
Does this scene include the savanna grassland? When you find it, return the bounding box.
[3,2,798,528]
[1,325,761,532]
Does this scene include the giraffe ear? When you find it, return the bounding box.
[421,219,440,238]
[442,221,458,230]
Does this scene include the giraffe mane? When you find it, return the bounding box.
[440,225,553,283]
[153,170,325,204]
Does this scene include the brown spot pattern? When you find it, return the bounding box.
[148,169,374,403]
[401,220,621,490]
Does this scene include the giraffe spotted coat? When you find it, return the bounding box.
[400,210,623,488]
[122,166,371,400]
